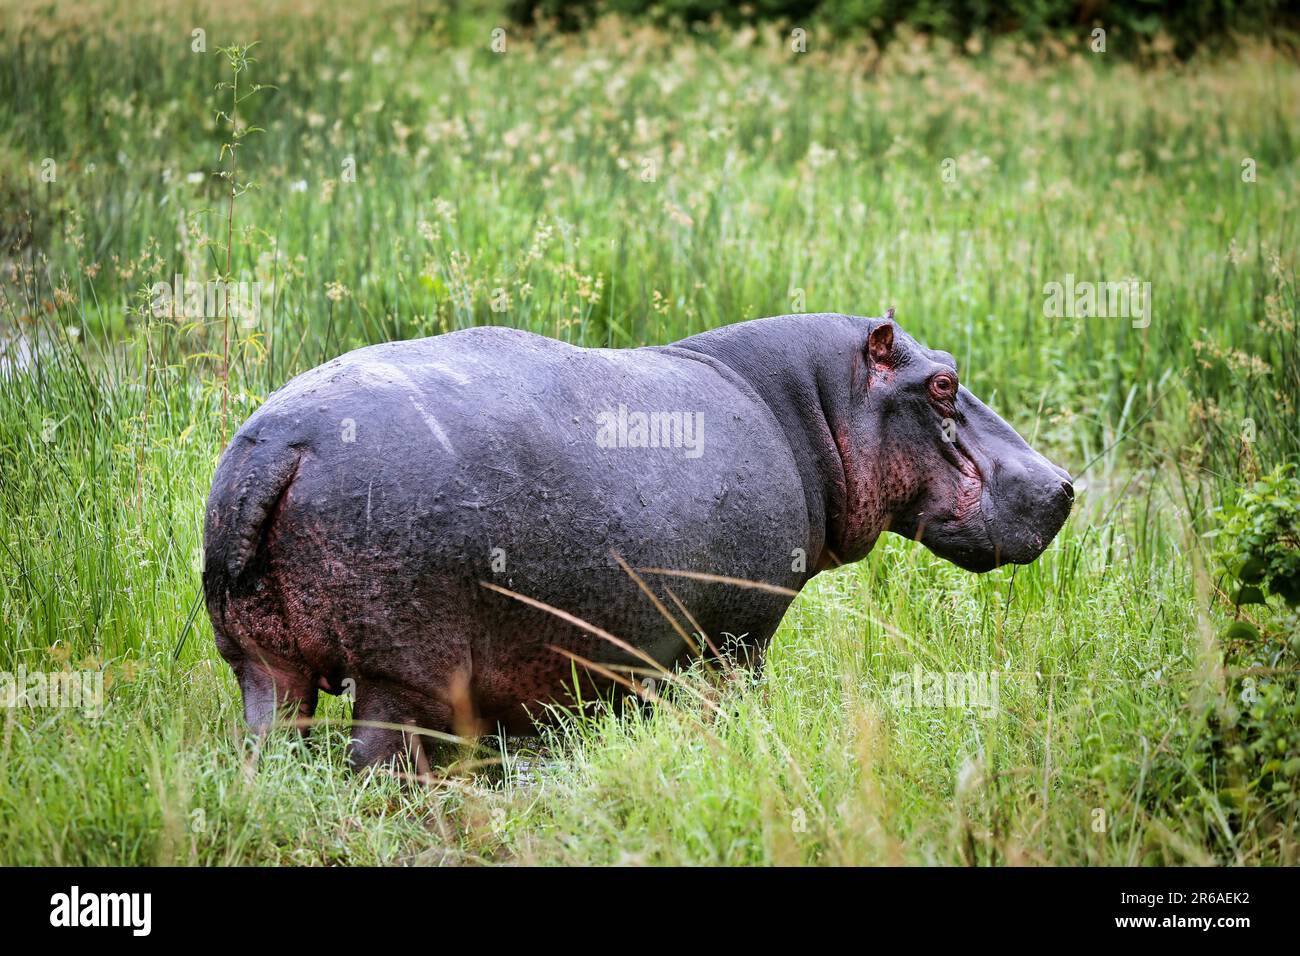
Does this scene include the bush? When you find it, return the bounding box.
[1199,466,1300,855]
[1215,465,1300,613]
[507,0,1298,58]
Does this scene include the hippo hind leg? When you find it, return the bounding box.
[348,678,453,771]
[237,659,320,737]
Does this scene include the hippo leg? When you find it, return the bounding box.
[237,660,319,737]
[347,679,451,770]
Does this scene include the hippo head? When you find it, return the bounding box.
[841,314,1073,572]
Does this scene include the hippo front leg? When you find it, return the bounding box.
[237,660,319,736]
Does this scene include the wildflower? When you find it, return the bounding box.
[433,197,457,223]
[806,142,837,168]
[664,201,693,228]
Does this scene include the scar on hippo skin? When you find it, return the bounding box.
[203,311,1074,768]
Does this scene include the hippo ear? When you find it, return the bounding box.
[867,320,895,366]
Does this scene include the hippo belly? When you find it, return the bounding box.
[203,327,808,749]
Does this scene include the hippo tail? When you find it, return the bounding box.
[203,439,304,586]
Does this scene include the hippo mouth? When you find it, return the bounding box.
[894,436,1071,573]
[982,477,1073,568]
[916,474,1072,573]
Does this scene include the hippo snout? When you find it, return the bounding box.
[983,455,1074,567]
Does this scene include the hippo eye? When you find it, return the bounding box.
[929,373,958,402]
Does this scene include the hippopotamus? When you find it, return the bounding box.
[202,311,1072,766]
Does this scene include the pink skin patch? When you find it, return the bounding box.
[833,423,918,561]
[833,416,985,560]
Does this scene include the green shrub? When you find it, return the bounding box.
[507,0,1298,58]
[1215,465,1300,613]
[1197,466,1300,855]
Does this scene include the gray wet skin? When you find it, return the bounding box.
[202,312,1073,766]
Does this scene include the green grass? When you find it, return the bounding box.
[0,0,1297,864]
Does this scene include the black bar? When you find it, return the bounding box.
[4,867,1278,941]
